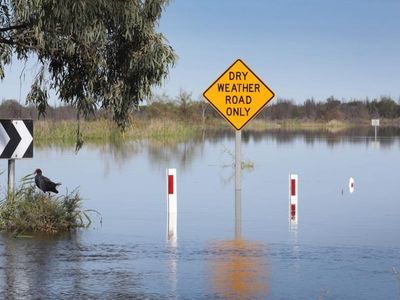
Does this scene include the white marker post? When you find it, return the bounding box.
[289,174,298,224]
[349,177,355,194]
[167,168,177,241]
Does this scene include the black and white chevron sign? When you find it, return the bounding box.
[0,119,33,159]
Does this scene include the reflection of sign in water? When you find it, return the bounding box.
[209,239,269,299]
[203,59,275,130]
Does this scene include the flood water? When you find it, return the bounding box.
[1,128,400,299]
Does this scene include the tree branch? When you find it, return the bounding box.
[0,23,30,32]
[0,37,13,44]
[0,37,36,50]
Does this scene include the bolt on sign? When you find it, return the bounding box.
[203,59,275,130]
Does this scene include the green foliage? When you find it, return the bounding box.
[0,0,176,128]
[0,175,99,235]
[222,146,255,171]
[375,97,399,118]
[241,160,254,170]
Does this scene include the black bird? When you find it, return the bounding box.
[34,169,61,194]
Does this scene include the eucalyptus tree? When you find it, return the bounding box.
[0,0,176,128]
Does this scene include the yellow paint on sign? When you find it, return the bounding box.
[203,59,275,130]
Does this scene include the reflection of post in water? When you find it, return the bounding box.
[209,239,269,299]
[288,223,301,274]
[289,174,298,225]
[166,233,178,295]
[209,130,269,299]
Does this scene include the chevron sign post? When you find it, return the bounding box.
[0,119,34,194]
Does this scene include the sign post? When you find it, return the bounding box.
[235,130,242,238]
[0,119,33,195]
[371,119,380,141]
[8,159,15,195]
[203,59,275,234]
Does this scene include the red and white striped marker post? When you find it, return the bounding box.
[289,174,298,224]
[167,168,177,240]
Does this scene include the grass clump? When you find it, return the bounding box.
[0,175,98,235]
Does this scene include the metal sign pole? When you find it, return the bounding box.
[8,159,15,196]
[235,130,242,238]
[374,125,377,142]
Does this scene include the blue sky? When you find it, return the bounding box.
[1,0,399,104]
[157,0,400,102]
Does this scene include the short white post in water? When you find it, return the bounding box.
[349,177,355,194]
[167,168,177,240]
[289,174,298,224]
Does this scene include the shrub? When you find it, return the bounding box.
[0,175,99,235]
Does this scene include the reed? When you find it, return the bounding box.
[34,118,203,147]
[0,175,99,235]
[34,118,355,144]
[31,117,366,150]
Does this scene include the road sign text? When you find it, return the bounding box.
[203,59,275,130]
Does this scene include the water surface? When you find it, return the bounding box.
[1,129,399,299]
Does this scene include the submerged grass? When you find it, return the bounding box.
[34,118,202,147]
[34,118,357,147]
[0,175,99,235]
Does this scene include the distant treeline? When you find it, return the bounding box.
[0,99,79,120]
[1,94,400,123]
[259,96,400,121]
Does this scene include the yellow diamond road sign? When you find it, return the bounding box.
[203,59,275,130]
